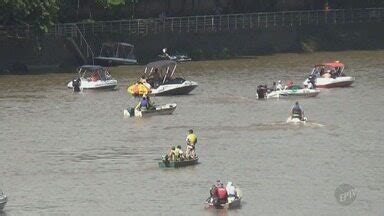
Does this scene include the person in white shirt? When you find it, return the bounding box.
[226,182,237,203]
[276,80,284,91]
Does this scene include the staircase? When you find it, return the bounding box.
[59,24,94,65]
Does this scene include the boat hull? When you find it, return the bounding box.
[67,79,117,90]
[150,81,198,96]
[303,76,354,88]
[205,198,241,209]
[124,103,177,117]
[266,89,320,99]
[158,157,199,168]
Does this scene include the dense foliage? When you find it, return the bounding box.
[1,0,384,28]
[0,0,58,32]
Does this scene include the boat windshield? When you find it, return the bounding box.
[78,65,112,81]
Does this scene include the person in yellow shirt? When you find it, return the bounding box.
[185,129,197,159]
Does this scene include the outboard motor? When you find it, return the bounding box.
[126,107,135,117]
[256,85,267,99]
[72,77,81,92]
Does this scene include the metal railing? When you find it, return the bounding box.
[48,8,383,37]
[60,24,94,64]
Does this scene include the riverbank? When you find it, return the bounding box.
[1,22,384,73]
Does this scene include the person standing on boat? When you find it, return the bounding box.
[185,129,197,159]
[291,101,304,120]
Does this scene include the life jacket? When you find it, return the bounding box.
[292,105,302,118]
[217,187,228,200]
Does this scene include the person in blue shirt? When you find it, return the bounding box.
[136,94,149,111]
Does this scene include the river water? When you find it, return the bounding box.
[0,50,383,215]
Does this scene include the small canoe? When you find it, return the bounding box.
[205,198,241,209]
[123,103,177,117]
[158,157,199,168]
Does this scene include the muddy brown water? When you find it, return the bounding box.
[0,50,383,215]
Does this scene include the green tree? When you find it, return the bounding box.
[0,0,58,32]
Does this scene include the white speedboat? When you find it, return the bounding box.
[123,103,177,117]
[303,61,355,88]
[67,65,117,90]
[0,191,7,211]
[256,84,320,99]
[286,116,307,124]
[265,88,320,99]
[94,42,137,66]
[128,60,198,96]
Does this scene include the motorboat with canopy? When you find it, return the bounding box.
[127,60,198,96]
[303,61,354,88]
[94,42,137,66]
[67,65,117,90]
